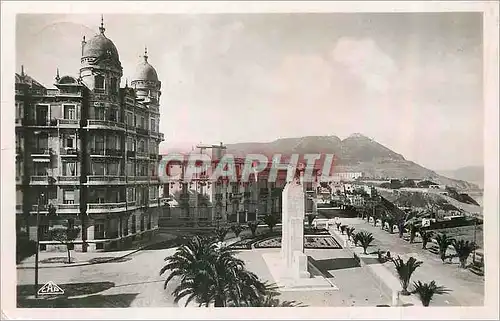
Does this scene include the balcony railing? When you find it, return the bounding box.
[136,151,149,158]
[135,176,149,182]
[136,128,149,136]
[58,119,79,127]
[32,148,51,155]
[58,203,80,211]
[60,148,79,156]
[159,133,165,141]
[105,149,124,157]
[87,120,126,131]
[31,204,48,211]
[58,176,79,184]
[88,202,127,211]
[87,176,126,184]
[126,150,136,158]
[30,176,49,184]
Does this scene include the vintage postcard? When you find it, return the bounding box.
[1,1,498,319]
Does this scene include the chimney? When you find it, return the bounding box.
[21,65,24,76]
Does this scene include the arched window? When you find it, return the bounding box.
[95,75,104,90]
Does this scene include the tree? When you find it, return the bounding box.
[452,239,475,268]
[409,224,417,243]
[346,227,356,241]
[435,233,453,263]
[263,214,279,233]
[230,224,244,238]
[16,232,37,264]
[235,283,304,307]
[247,221,259,238]
[49,225,80,264]
[306,213,316,230]
[387,217,395,234]
[419,229,434,249]
[412,280,450,307]
[335,222,342,231]
[380,216,387,231]
[352,233,360,247]
[160,235,267,307]
[356,231,374,254]
[214,226,229,243]
[391,256,423,295]
[340,225,347,235]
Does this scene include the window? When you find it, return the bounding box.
[138,140,145,153]
[95,135,105,151]
[140,116,145,129]
[16,161,23,178]
[127,112,134,127]
[131,216,136,234]
[108,162,119,176]
[109,108,118,122]
[91,162,105,175]
[150,118,156,132]
[95,75,104,89]
[95,221,105,239]
[16,102,24,120]
[110,78,118,93]
[63,190,75,204]
[35,104,49,125]
[140,216,145,232]
[127,137,135,151]
[34,163,48,176]
[127,161,134,176]
[123,218,129,236]
[127,187,135,202]
[64,135,75,149]
[94,107,105,120]
[106,135,116,150]
[63,161,77,176]
[63,105,76,120]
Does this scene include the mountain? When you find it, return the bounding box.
[437,166,484,189]
[224,134,479,191]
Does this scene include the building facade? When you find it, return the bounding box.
[159,149,319,228]
[15,18,165,252]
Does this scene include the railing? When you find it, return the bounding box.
[31,204,48,211]
[60,148,79,155]
[58,203,79,210]
[87,120,126,130]
[58,176,79,183]
[149,153,157,160]
[32,148,51,155]
[126,150,136,158]
[88,202,127,210]
[136,128,149,136]
[87,176,126,183]
[105,149,124,157]
[30,176,49,184]
[243,192,251,198]
[135,176,149,182]
[90,148,105,155]
[136,151,149,158]
[58,119,79,126]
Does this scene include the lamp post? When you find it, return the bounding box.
[34,192,44,298]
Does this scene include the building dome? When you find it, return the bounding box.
[132,48,158,82]
[82,33,120,61]
[133,60,158,82]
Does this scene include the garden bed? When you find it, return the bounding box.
[253,235,342,249]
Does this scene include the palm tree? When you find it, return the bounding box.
[356,231,374,254]
[391,256,423,295]
[412,280,450,306]
[214,226,229,243]
[235,283,305,307]
[452,239,476,268]
[387,217,396,234]
[420,229,434,249]
[346,227,356,241]
[380,216,387,231]
[160,235,267,307]
[340,225,347,235]
[263,214,279,233]
[409,224,417,243]
[435,233,453,263]
[247,221,259,238]
[231,224,244,238]
[335,222,342,231]
[352,232,360,246]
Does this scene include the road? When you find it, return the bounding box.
[340,218,484,306]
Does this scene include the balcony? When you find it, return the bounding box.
[135,151,149,159]
[134,176,149,183]
[126,150,136,158]
[58,176,79,185]
[86,120,126,131]
[58,203,80,213]
[89,148,124,157]
[87,202,128,213]
[60,147,79,156]
[136,128,149,136]
[87,176,126,185]
[28,119,58,127]
[149,153,157,160]
[58,118,79,128]
[31,204,48,212]
[159,133,165,141]
[243,192,251,198]
[32,148,52,156]
[30,176,49,185]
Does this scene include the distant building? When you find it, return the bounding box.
[331,172,363,182]
[159,152,320,227]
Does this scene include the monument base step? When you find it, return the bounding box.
[262,252,339,292]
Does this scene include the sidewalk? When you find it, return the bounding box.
[338,218,484,306]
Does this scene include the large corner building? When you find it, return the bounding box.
[15,18,165,252]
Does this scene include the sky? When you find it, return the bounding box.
[16,13,483,171]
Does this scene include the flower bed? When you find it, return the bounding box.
[253,236,342,249]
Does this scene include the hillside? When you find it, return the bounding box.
[225,134,478,191]
[437,166,484,188]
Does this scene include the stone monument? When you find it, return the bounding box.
[281,173,310,278]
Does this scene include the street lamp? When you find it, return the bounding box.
[34,192,44,298]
